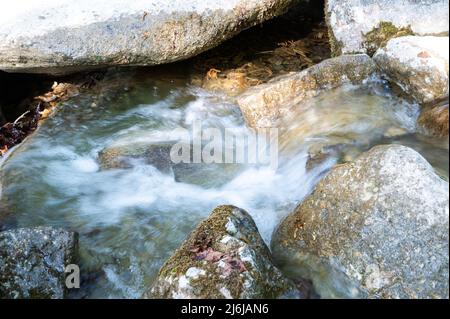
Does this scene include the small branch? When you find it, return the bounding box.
[13,110,31,125]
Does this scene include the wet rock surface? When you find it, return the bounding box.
[272,145,449,299]
[417,99,449,137]
[98,142,248,188]
[147,205,298,299]
[325,0,449,55]
[0,0,299,75]
[374,36,449,104]
[98,142,175,172]
[237,54,377,128]
[0,226,78,299]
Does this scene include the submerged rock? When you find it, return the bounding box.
[147,205,298,299]
[272,145,449,299]
[0,227,78,299]
[98,142,174,172]
[98,142,246,188]
[0,0,298,75]
[237,54,377,128]
[325,0,449,55]
[417,99,449,137]
[374,36,449,104]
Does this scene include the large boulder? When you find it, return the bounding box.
[0,227,78,299]
[237,54,377,128]
[272,145,449,299]
[374,36,449,104]
[325,0,449,56]
[0,0,299,75]
[146,205,298,299]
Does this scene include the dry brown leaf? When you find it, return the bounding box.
[0,145,8,156]
[418,51,431,58]
[193,247,224,262]
[206,68,221,79]
[221,255,247,277]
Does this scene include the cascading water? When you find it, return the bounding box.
[0,67,447,298]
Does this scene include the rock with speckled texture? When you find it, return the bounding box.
[237,54,377,128]
[374,36,449,104]
[272,145,449,299]
[146,205,299,299]
[0,227,78,299]
[326,0,449,55]
[0,0,299,75]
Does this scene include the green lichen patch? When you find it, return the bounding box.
[363,22,413,56]
[324,0,343,57]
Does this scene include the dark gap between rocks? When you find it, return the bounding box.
[190,0,329,95]
[0,71,52,124]
[0,71,92,155]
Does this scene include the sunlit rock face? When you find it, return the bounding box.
[237,54,377,128]
[374,36,449,104]
[272,145,449,299]
[325,0,449,56]
[147,205,298,299]
[0,0,299,75]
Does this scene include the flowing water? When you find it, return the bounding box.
[0,67,448,298]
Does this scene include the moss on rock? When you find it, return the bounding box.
[146,205,297,299]
[324,0,343,57]
[363,22,413,56]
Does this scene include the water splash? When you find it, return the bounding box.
[0,73,446,298]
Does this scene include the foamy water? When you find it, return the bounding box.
[0,70,447,298]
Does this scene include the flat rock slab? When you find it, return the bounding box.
[326,0,449,55]
[374,36,449,104]
[272,145,449,299]
[237,54,377,128]
[0,0,297,75]
[0,226,78,299]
